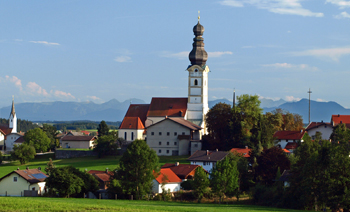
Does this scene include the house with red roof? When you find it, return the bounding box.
[230,147,251,158]
[0,168,48,196]
[87,169,114,190]
[274,130,305,152]
[305,121,333,140]
[152,168,182,193]
[146,117,202,156]
[161,163,204,180]
[331,114,350,126]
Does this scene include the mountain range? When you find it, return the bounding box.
[0,98,349,123]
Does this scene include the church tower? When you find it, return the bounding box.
[186,14,209,134]
[9,97,17,133]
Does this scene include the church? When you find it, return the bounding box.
[119,17,210,156]
[0,99,23,152]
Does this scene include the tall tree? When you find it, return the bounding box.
[97,120,109,137]
[42,124,59,150]
[24,128,51,153]
[116,139,159,199]
[93,134,119,158]
[11,144,36,164]
[210,155,239,203]
[192,167,210,202]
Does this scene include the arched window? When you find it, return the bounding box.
[194,69,198,72]
[124,132,127,140]
[131,132,134,141]
[194,79,198,86]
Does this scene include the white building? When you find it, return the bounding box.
[187,150,229,172]
[305,121,333,141]
[152,168,182,194]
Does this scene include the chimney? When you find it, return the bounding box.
[245,146,248,149]
[85,169,87,172]
[216,149,218,152]
[338,114,340,117]
[17,168,19,170]
[106,168,109,173]
[206,150,209,155]
[38,167,41,171]
[165,115,168,119]
[175,162,179,166]
[179,111,183,117]
[26,167,29,170]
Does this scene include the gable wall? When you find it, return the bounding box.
[0,173,30,196]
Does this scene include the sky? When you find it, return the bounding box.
[1,0,350,108]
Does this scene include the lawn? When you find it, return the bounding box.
[0,197,307,212]
[0,153,190,178]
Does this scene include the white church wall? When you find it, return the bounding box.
[189,97,201,103]
[187,111,203,120]
[187,103,202,111]
[190,88,201,96]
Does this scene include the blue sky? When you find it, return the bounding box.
[1,0,350,108]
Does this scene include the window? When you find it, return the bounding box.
[159,149,161,153]
[174,132,177,136]
[174,142,177,146]
[32,187,35,191]
[194,69,198,72]
[166,150,169,154]
[203,162,206,165]
[159,141,162,145]
[13,177,17,182]
[194,79,198,86]
[167,132,170,136]
[124,132,127,140]
[159,132,162,136]
[167,142,169,146]
[151,132,154,135]
[194,144,198,147]
[131,132,134,141]
[182,132,185,135]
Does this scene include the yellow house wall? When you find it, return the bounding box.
[0,173,30,196]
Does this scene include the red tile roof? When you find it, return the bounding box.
[332,115,350,126]
[274,131,305,140]
[230,148,251,158]
[285,142,298,150]
[0,169,48,184]
[88,170,114,182]
[61,135,95,141]
[0,125,13,135]
[306,122,332,131]
[161,163,201,179]
[147,98,187,117]
[119,104,149,129]
[147,117,201,131]
[155,168,182,184]
[283,149,291,153]
[14,136,24,144]
[80,130,91,135]
[119,117,144,129]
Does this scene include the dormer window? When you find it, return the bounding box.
[194,69,198,72]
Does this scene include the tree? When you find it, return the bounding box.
[45,158,55,175]
[24,128,51,153]
[330,123,350,145]
[11,144,36,164]
[192,167,210,202]
[45,166,98,198]
[271,108,303,131]
[210,155,239,203]
[42,124,59,150]
[93,134,119,158]
[115,139,159,199]
[97,120,109,137]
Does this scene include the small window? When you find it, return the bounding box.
[174,142,177,146]
[203,162,206,166]
[167,142,169,146]
[32,187,35,191]
[124,132,127,140]
[13,177,17,182]
[131,132,134,141]
[174,132,177,136]
[151,132,154,135]
[194,79,198,86]
[158,149,161,153]
[159,141,162,145]
[166,150,169,154]
[182,132,185,135]
[194,69,198,72]
[167,132,170,136]
[159,132,162,136]
[194,144,198,147]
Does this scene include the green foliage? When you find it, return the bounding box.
[45,166,98,197]
[51,121,119,131]
[97,120,110,137]
[192,167,210,202]
[210,155,239,202]
[11,144,36,164]
[24,128,51,153]
[42,124,59,150]
[180,180,194,190]
[45,158,55,175]
[93,134,120,158]
[114,140,159,199]
[0,118,38,132]
[0,151,2,164]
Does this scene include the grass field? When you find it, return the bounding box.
[0,153,190,178]
[0,197,306,212]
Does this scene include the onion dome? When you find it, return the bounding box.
[189,20,208,67]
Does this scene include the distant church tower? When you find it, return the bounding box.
[186,14,209,134]
[9,97,17,133]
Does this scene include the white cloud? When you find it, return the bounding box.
[334,11,350,19]
[219,0,324,17]
[326,0,350,8]
[317,98,328,102]
[29,41,60,46]
[258,95,282,101]
[114,56,132,63]
[208,51,233,57]
[26,82,49,96]
[54,90,75,99]
[262,63,319,71]
[285,96,301,102]
[161,51,232,59]
[87,95,100,101]
[291,47,350,61]
[5,75,23,91]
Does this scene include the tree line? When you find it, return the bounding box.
[0,118,39,132]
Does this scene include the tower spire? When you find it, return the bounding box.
[233,89,236,109]
[11,96,15,117]
[189,14,208,67]
[198,11,200,23]
[308,88,312,124]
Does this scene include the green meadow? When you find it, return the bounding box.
[0,153,190,178]
[0,197,307,212]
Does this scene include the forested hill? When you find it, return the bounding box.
[0,118,39,133]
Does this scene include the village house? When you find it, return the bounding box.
[161,162,204,180]
[187,150,229,172]
[152,168,182,194]
[274,130,305,152]
[230,147,251,158]
[87,169,113,190]
[60,135,96,149]
[305,121,333,140]
[0,168,48,197]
